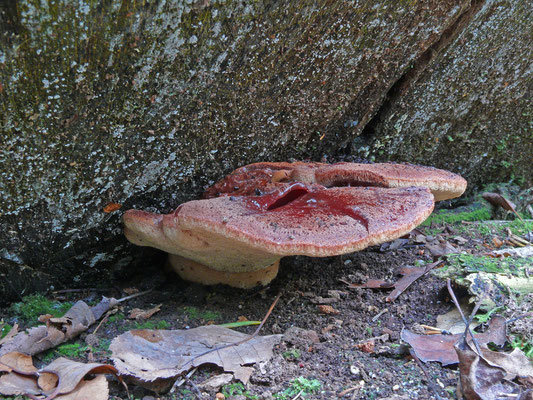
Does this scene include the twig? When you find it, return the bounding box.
[446,279,482,355]
[53,288,111,294]
[506,312,533,325]
[372,308,388,322]
[91,312,110,336]
[182,292,282,369]
[117,289,153,303]
[186,374,203,400]
[291,389,304,400]
[170,368,197,394]
[338,386,359,397]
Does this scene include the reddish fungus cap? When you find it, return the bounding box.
[124,183,434,273]
[204,161,467,201]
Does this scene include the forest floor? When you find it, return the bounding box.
[1,192,532,400]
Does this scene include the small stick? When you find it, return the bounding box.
[372,308,388,322]
[91,312,111,336]
[117,289,153,303]
[506,312,533,325]
[338,386,359,397]
[53,288,111,294]
[291,389,304,400]
[446,279,482,355]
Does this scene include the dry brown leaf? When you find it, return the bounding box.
[0,298,118,357]
[482,192,524,222]
[128,304,161,320]
[401,316,507,366]
[456,341,533,399]
[56,375,109,400]
[479,347,533,380]
[110,325,282,387]
[39,357,119,396]
[0,356,116,399]
[0,352,37,374]
[0,371,41,396]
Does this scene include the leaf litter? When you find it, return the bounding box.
[111,325,282,389]
[0,352,118,399]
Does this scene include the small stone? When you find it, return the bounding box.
[392,384,400,391]
[350,365,360,376]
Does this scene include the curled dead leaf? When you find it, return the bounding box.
[401,316,507,366]
[128,304,161,320]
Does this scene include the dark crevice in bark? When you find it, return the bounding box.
[349,0,487,153]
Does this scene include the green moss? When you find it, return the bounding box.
[107,312,126,323]
[422,206,492,226]
[222,382,258,399]
[1,322,12,339]
[42,342,89,363]
[274,377,322,400]
[182,305,220,321]
[132,319,170,330]
[510,335,533,360]
[282,348,301,360]
[10,294,72,324]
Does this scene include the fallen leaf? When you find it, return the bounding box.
[110,326,282,388]
[482,192,524,222]
[103,203,122,213]
[401,316,507,366]
[128,304,161,320]
[0,352,37,374]
[0,355,117,399]
[436,303,478,335]
[493,246,533,258]
[491,237,504,248]
[353,340,375,353]
[380,238,410,252]
[385,263,442,302]
[0,371,41,396]
[456,341,533,399]
[479,347,533,379]
[38,357,119,396]
[0,298,119,357]
[56,375,109,400]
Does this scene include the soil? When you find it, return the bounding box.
[1,208,529,400]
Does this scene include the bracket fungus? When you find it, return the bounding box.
[124,162,466,288]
